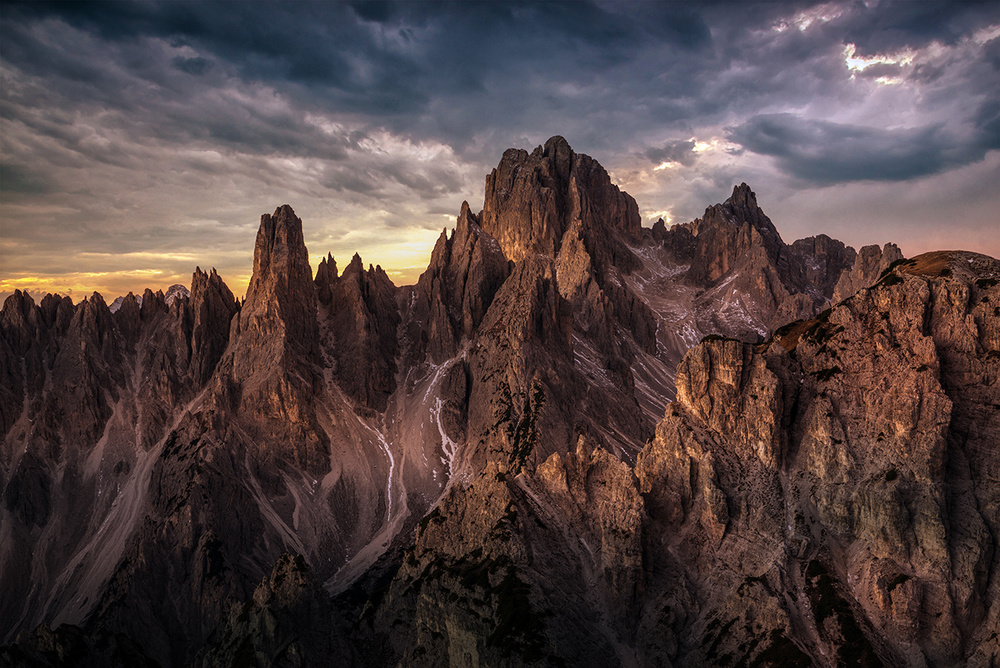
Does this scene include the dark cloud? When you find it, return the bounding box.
[1,0,999,299]
[0,0,715,141]
[976,98,1000,150]
[349,1,395,24]
[0,164,53,195]
[644,140,698,167]
[171,55,212,75]
[727,114,992,184]
[832,0,997,54]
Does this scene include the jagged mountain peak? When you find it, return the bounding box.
[728,181,757,210]
[345,252,365,273]
[683,183,786,286]
[542,133,571,153]
[315,253,338,303]
[412,199,510,363]
[228,204,319,385]
[243,205,314,318]
[163,284,190,305]
[250,205,311,290]
[190,265,238,385]
[697,182,779,239]
[482,136,640,264]
[454,200,475,245]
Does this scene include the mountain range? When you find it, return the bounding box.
[2,137,998,667]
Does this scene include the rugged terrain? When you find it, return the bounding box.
[2,137,995,667]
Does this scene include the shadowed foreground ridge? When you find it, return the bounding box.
[1,138,997,667]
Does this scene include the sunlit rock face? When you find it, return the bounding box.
[481,135,642,265]
[635,251,1000,666]
[2,138,997,668]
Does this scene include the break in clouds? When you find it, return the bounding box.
[1,0,998,299]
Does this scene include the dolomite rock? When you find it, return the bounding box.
[482,136,656,387]
[219,204,329,475]
[410,201,510,364]
[373,440,646,668]
[194,554,357,668]
[832,242,904,304]
[685,182,786,285]
[189,267,238,386]
[3,137,996,668]
[633,250,1000,666]
[320,253,400,412]
[481,136,641,265]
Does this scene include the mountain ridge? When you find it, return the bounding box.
[2,137,996,667]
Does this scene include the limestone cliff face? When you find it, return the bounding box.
[410,201,510,364]
[633,250,1000,666]
[482,136,655,372]
[189,267,239,387]
[673,184,861,340]
[832,242,904,304]
[685,182,785,285]
[788,233,858,300]
[215,205,329,475]
[318,252,401,412]
[481,136,641,265]
[227,205,320,410]
[373,438,645,668]
[240,205,318,357]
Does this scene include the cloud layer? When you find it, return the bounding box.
[1,0,997,300]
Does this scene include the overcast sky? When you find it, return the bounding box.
[1,0,998,302]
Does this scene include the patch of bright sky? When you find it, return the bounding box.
[843,43,916,85]
[644,210,672,224]
[843,22,1000,87]
[334,224,443,284]
[357,130,458,162]
[973,24,1000,45]
[0,269,170,300]
[653,138,732,171]
[612,131,751,232]
[772,2,846,33]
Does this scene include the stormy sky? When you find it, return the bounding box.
[1,0,998,301]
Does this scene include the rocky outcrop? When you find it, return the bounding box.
[231,204,319,370]
[319,253,400,412]
[410,201,510,363]
[219,204,328,474]
[189,268,238,386]
[685,182,785,285]
[481,136,640,264]
[195,554,357,667]
[658,184,881,342]
[372,437,645,667]
[633,251,1000,666]
[482,137,654,358]
[832,242,904,304]
[788,234,857,299]
[463,257,575,470]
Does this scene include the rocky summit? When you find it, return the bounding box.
[1,138,997,667]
